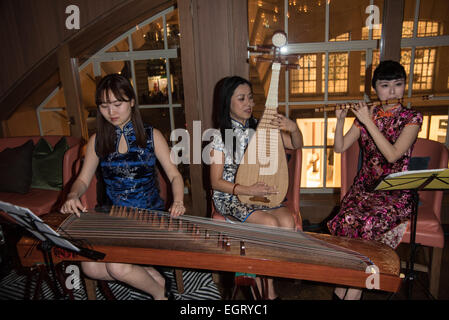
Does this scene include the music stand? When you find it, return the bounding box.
[375,168,449,299]
[0,200,105,299]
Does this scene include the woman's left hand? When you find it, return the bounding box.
[350,101,373,125]
[271,113,297,133]
[169,200,185,217]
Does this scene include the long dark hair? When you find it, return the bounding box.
[213,76,258,162]
[95,74,147,157]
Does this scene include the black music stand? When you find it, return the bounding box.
[0,200,105,299]
[375,168,449,299]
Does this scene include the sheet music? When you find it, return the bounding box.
[0,200,80,252]
[375,168,449,190]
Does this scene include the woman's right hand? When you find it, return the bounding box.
[336,104,349,120]
[249,182,278,197]
[60,193,86,217]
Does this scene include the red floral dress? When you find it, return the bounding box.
[327,104,423,248]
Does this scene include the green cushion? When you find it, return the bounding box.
[31,137,69,191]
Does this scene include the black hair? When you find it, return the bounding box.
[213,76,258,162]
[95,73,147,157]
[372,60,407,89]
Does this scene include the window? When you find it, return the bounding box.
[401,48,436,90]
[248,0,449,191]
[323,53,349,93]
[290,55,317,94]
[37,7,184,141]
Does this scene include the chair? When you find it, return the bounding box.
[211,148,303,299]
[340,138,448,298]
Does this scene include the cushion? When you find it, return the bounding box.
[31,137,69,191]
[0,140,34,194]
[408,156,430,170]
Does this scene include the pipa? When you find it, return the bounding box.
[235,61,288,207]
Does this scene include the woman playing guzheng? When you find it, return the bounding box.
[60,73,185,300]
[209,76,303,300]
[328,60,423,300]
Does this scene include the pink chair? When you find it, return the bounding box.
[340,138,448,298]
[211,148,303,299]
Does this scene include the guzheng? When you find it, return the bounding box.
[17,206,402,292]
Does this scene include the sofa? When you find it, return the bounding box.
[0,136,82,222]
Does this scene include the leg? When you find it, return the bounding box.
[105,263,166,300]
[245,207,295,230]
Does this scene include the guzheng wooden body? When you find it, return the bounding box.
[235,62,289,207]
[17,207,402,293]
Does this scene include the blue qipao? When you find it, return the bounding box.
[97,121,165,210]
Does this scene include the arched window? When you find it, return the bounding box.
[36,6,184,143]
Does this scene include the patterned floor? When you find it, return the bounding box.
[0,267,221,300]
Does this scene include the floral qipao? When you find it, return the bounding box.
[98,121,165,210]
[327,104,423,248]
[211,118,280,222]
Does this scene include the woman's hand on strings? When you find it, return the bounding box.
[271,113,297,133]
[60,193,86,218]
[250,182,278,197]
[169,200,185,217]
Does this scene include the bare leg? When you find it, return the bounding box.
[334,287,362,300]
[81,262,167,300]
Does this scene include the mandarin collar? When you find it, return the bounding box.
[115,120,133,134]
[231,118,249,129]
[374,103,402,119]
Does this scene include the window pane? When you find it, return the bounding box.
[134,59,169,105]
[290,54,317,94]
[418,0,449,37]
[301,148,323,188]
[360,50,380,93]
[166,9,181,49]
[296,118,324,146]
[248,0,284,46]
[132,17,164,51]
[429,115,448,143]
[327,117,355,146]
[326,147,341,188]
[322,53,349,94]
[288,0,326,43]
[140,107,171,139]
[401,48,436,91]
[418,115,429,139]
[169,57,184,104]
[106,37,130,52]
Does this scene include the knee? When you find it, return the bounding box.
[106,263,133,280]
[262,215,281,228]
[276,209,296,229]
[81,262,104,279]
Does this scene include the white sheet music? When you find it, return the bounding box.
[0,200,80,252]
